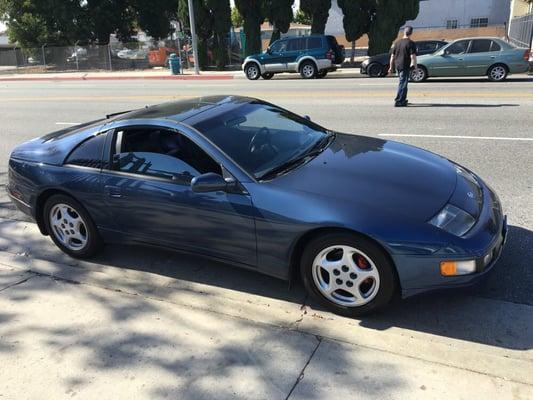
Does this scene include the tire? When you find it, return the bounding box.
[367,63,384,78]
[261,73,274,80]
[299,60,317,79]
[300,233,397,317]
[487,64,508,82]
[43,194,103,258]
[244,63,261,80]
[410,66,428,82]
[316,70,328,79]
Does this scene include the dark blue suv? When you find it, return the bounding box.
[243,35,344,80]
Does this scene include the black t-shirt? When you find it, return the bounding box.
[392,39,417,71]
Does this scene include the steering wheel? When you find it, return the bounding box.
[248,127,279,156]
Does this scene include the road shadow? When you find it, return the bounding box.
[406,103,519,108]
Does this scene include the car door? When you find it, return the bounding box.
[463,39,502,75]
[100,122,257,266]
[264,39,288,72]
[430,40,470,76]
[284,37,305,71]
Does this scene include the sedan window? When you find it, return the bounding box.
[490,41,501,52]
[65,132,107,169]
[446,40,469,55]
[469,39,492,53]
[113,128,221,183]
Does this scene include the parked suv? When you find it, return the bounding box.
[243,35,345,80]
[360,40,448,77]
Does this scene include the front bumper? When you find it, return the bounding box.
[360,64,368,74]
[397,182,508,298]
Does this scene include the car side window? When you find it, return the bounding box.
[446,40,469,55]
[270,40,287,53]
[469,39,492,53]
[490,41,501,52]
[65,133,106,169]
[307,37,322,50]
[113,127,221,184]
[287,39,299,51]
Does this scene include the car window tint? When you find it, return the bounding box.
[270,40,287,53]
[114,128,221,183]
[417,42,435,54]
[490,41,501,52]
[469,39,492,53]
[307,37,322,49]
[287,39,302,51]
[446,40,469,55]
[65,133,106,169]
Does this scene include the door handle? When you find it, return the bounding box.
[105,185,122,198]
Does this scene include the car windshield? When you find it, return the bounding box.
[191,101,331,180]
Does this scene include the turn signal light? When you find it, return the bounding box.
[440,260,476,276]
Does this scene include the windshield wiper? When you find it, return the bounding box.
[258,132,335,180]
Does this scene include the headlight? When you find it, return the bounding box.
[429,204,476,237]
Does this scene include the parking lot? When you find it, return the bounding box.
[1,74,532,398]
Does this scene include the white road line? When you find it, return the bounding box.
[55,122,81,125]
[378,134,533,141]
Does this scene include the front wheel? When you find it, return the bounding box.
[244,63,261,80]
[488,64,508,82]
[43,194,103,258]
[367,62,384,78]
[300,233,397,317]
[410,66,428,82]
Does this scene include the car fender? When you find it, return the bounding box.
[296,56,320,72]
[243,59,265,75]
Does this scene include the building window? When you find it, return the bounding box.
[470,18,489,28]
[446,19,458,29]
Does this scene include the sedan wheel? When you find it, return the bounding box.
[44,194,102,258]
[488,64,508,82]
[410,66,427,82]
[245,63,261,80]
[301,233,397,317]
[367,63,383,78]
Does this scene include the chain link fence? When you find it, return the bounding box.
[0,33,245,73]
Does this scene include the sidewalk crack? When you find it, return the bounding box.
[0,275,35,292]
[285,335,322,400]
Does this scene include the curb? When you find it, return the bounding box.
[0,74,235,82]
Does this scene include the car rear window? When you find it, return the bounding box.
[470,39,492,53]
[65,133,107,169]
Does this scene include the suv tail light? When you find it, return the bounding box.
[326,49,334,60]
[524,49,530,61]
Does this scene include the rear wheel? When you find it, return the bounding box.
[261,73,274,80]
[245,63,261,80]
[367,62,384,78]
[299,61,317,79]
[300,233,397,317]
[316,70,328,79]
[410,66,428,82]
[43,194,103,258]
[488,64,508,82]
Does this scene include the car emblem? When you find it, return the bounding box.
[467,192,474,198]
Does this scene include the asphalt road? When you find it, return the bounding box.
[0,73,532,308]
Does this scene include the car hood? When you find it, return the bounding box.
[270,134,457,222]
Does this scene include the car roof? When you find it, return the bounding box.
[114,95,255,123]
[451,37,504,41]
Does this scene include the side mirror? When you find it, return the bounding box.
[304,115,311,121]
[191,173,227,193]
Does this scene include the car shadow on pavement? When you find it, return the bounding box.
[406,103,519,108]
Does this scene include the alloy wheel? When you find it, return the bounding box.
[312,245,380,307]
[302,64,316,78]
[489,65,506,81]
[49,203,88,251]
[246,64,259,80]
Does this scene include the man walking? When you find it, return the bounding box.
[389,26,417,107]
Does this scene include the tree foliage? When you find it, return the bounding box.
[207,0,231,69]
[337,0,373,42]
[293,9,312,25]
[367,0,420,55]
[235,0,266,56]
[132,0,178,40]
[231,7,243,27]
[264,0,294,44]
[300,0,331,34]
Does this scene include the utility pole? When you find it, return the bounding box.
[187,0,200,74]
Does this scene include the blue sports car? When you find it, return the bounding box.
[7,96,507,316]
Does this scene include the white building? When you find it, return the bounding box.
[324,0,511,36]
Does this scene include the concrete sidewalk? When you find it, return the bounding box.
[0,217,532,399]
